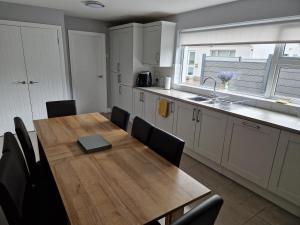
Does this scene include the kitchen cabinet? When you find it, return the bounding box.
[194,108,228,164]
[143,21,176,67]
[119,85,133,115]
[269,131,300,206]
[222,117,280,188]
[174,101,198,150]
[133,89,144,118]
[155,96,175,134]
[144,92,158,125]
[109,30,119,73]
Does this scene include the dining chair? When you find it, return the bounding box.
[148,127,185,167]
[131,117,153,145]
[150,195,223,225]
[111,106,130,131]
[0,132,69,225]
[0,132,37,225]
[46,100,77,118]
[14,117,39,184]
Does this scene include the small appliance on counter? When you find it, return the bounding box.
[164,76,171,90]
[136,71,152,87]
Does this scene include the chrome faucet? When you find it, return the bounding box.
[203,76,217,98]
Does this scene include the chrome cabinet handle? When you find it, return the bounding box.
[118,74,122,83]
[140,92,144,102]
[156,52,160,64]
[196,109,201,122]
[98,75,103,78]
[29,81,39,84]
[170,102,175,113]
[192,108,196,121]
[242,121,260,130]
[14,81,26,84]
[117,62,120,72]
[119,85,122,95]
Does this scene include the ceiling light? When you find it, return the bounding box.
[83,1,105,8]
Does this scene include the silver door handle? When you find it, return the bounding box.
[119,85,122,95]
[192,108,196,121]
[170,102,175,113]
[29,81,39,84]
[196,109,201,122]
[242,121,260,130]
[117,62,120,72]
[14,81,26,84]
[98,75,103,78]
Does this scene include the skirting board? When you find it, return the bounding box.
[183,148,300,217]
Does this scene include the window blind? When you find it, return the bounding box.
[179,19,300,46]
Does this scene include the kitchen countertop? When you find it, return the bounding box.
[135,87,300,135]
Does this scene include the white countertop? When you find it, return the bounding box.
[135,87,300,134]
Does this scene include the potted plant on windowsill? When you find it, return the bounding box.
[217,71,236,90]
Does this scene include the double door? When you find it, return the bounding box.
[0,24,66,135]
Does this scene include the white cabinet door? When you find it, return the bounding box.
[111,71,121,108]
[174,101,197,150]
[144,92,158,125]
[143,26,161,65]
[155,97,175,134]
[119,85,132,114]
[0,25,33,135]
[194,108,228,164]
[69,31,107,114]
[269,131,300,206]
[119,29,133,86]
[133,89,144,119]
[109,30,120,73]
[21,27,66,120]
[222,117,280,187]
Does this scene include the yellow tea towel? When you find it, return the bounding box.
[159,99,169,118]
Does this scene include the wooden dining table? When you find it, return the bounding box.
[34,112,211,225]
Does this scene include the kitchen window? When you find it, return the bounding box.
[176,18,300,104]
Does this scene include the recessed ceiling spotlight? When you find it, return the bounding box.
[83,0,105,8]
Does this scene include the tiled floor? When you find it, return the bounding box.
[178,154,300,225]
[0,116,299,225]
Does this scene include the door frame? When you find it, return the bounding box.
[0,19,69,99]
[68,30,108,112]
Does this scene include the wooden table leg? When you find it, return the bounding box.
[165,207,184,225]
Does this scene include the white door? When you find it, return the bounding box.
[269,131,300,206]
[133,89,144,119]
[174,101,197,150]
[109,30,120,73]
[119,85,132,114]
[143,26,161,65]
[119,28,133,86]
[0,25,33,135]
[195,108,228,163]
[111,71,120,108]
[144,92,158,125]
[222,117,280,188]
[155,97,175,134]
[69,31,107,114]
[21,27,67,120]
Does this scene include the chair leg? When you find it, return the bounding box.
[165,207,184,225]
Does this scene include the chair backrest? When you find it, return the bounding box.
[148,127,185,167]
[46,100,77,118]
[14,117,37,182]
[0,133,32,225]
[131,117,153,145]
[171,195,223,225]
[111,106,130,131]
[2,132,30,182]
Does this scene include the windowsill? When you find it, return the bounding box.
[173,83,300,117]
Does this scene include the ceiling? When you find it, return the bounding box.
[3,0,240,21]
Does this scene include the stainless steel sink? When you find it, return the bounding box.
[188,96,210,102]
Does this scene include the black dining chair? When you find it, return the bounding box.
[0,132,69,225]
[131,117,153,145]
[111,106,130,131]
[0,132,37,225]
[149,195,223,225]
[14,117,40,184]
[148,127,185,167]
[46,100,77,118]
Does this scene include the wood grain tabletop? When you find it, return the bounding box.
[34,113,211,225]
